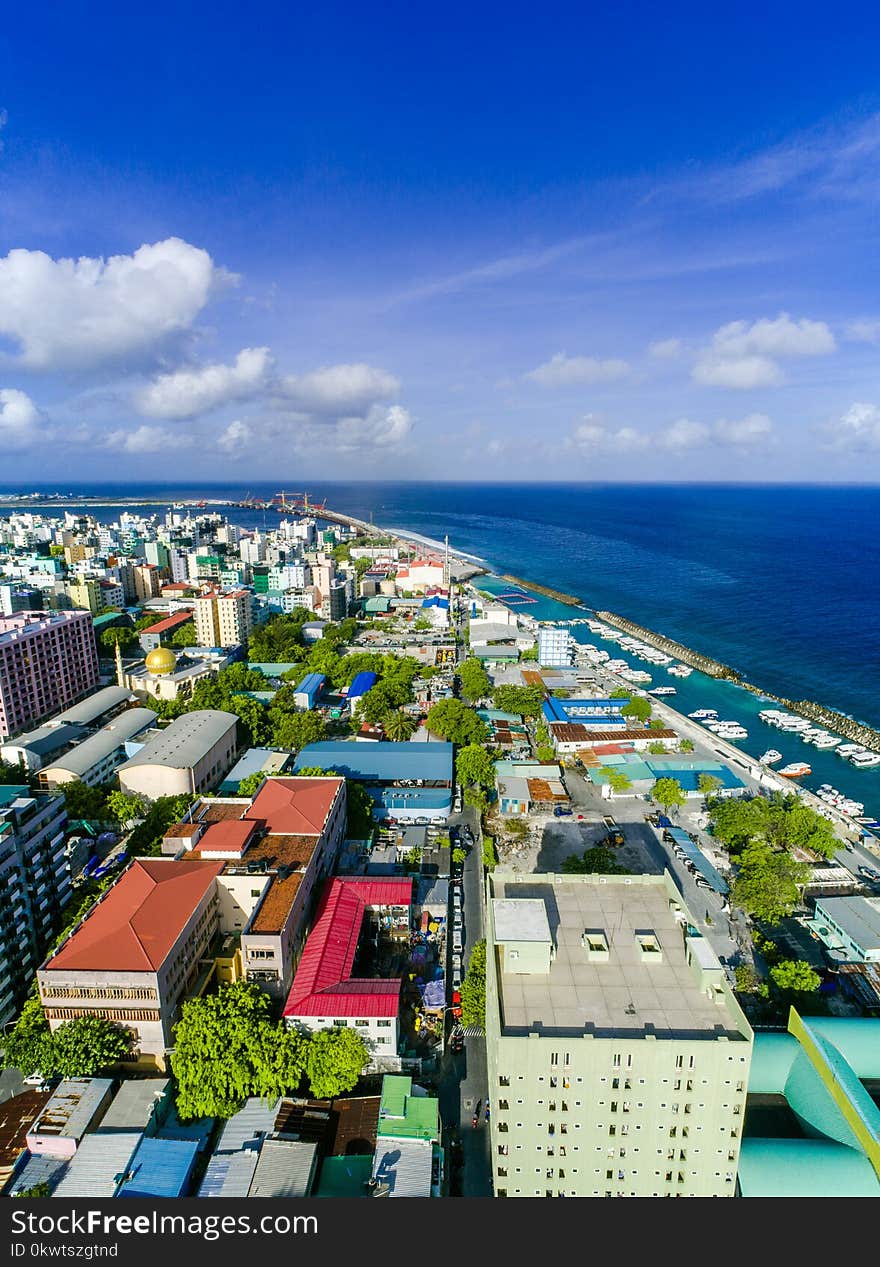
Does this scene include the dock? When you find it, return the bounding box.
[594,611,741,680]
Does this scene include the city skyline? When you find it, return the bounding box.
[1,4,880,481]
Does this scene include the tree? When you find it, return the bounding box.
[481,835,497,870]
[171,622,197,647]
[11,1182,52,1198]
[302,1028,369,1099]
[464,786,488,812]
[236,770,270,799]
[621,697,651,724]
[1,994,54,1077]
[610,688,630,699]
[456,743,496,789]
[59,780,113,824]
[679,738,695,753]
[459,657,491,703]
[452,846,467,865]
[460,940,486,1029]
[226,694,271,747]
[51,1016,131,1076]
[426,699,488,745]
[126,794,196,856]
[492,684,546,718]
[652,777,687,815]
[601,767,632,794]
[100,626,136,653]
[382,709,417,742]
[346,780,374,838]
[769,960,821,995]
[172,981,307,1119]
[504,817,529,840]
[729,839,810,924]
[520,641,539,661]
[272,710,326,752]
[562,845,630,875]
[106,790,146,830]
[647,741,667,755]
[647,719,665,731]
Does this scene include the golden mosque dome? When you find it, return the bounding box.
[144,646,177,676]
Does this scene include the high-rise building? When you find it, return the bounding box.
[485,871,753,1198]
[0,611,100,739]
[132,564,161,603]
[538,626,574,667]
[66,578,102,616]
[0,785,70,1026]
[193,590,253,649]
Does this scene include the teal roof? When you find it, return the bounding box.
[247,662,298,676]
[803,1018,880,1079]
[377,1075,439,1142]
[748,1032,799,1094]
[315,1155,372,1198]
[738,1139,880,1197]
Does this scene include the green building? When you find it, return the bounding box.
[484,871,753,1197]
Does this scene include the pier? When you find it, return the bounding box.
[498,573,583,607]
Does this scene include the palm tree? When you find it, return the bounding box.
[383,709,417,741]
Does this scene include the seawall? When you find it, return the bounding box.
[594,611,741,680]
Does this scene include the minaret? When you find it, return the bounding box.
[444,534,450,588]
[115,637,124,687]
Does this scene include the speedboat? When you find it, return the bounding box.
[778,762,811,778]
[760,749,783,764]
[852,751,880,769]
[688,709,718,720]
[650,687,677,696]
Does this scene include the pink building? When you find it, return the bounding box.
[0,610,100,739]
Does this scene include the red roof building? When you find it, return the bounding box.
[283,878,412,1025]
[140,610,194,637]
[244,776,344,836]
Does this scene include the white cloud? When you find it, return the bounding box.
[138,347,272,419]
[217,420,253,453]
[693,313,835,388]
[334,404,414,453]
[569,417,647,452]
[279,363,399,414]
[526,352,630,388]
[713,413,773,446]
[105,425,195,454]
[845,320,880,344]
[648,338,683,360]
[659,418,710,449]
[0,387,43,449]
[822,402,880,450]
[0,238,234,370]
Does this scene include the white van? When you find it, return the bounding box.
[452,930,463,951]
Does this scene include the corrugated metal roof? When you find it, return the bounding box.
[97,1079,170,1134]
[118,710,236,771]
[347,671,378,698]
[372,1138,433,1197]
[214,1098,280,1153]
[117,1136,200,1198]
[293,741,452,782]
[42,709,156,778]
[51,1132,141,1198]
[248,1138,317,1197]
[198,1149,260,1197]
[56,686,136,726]
[4,1151,69,1197]
[2,722,87,758]
[738,1138,880,1197]
[28,1079,113,1144]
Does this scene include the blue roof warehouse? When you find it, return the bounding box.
[292,741,453,823]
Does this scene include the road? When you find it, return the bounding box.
[434,802,492,1197]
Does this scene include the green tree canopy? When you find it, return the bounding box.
[459,657,491,703]
[302,1027,369,1099]
[106,790,146,830]
[769,960,821,995]
[679,738,695,753]
[456,743,496,789]
[729,838,810,924]
[651,777,687,814]
[460,940,486,1029]
[272,709,326,752]
[171,981,308,1119]
[59,780,114,824]
[492,684,546,717]
[697,773,723,796]
[647,741,667,754]
[51,1015,131,1077]
[100,625,136,652]
[382,709,418,742]
[621,697,651,724]
[562,845,630,875]
[426,699,488,745]
[170,621,197,647]
[126,794,196,856]
[610,688,630,699]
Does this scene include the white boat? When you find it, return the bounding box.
[760,749,783,764]
[649,686,676,696]
[852,752,880,769]
[779,762,811,778]
[688,709,718,720]
[837,744,863,757]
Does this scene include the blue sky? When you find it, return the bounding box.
[2,1,880,481]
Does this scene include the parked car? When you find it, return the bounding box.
[553,805,573,817]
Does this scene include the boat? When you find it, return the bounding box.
[851,752,880,769]
[688,709,718,720]
[760,749,783,764]
[778,762,812,778]
[649,686,677,696]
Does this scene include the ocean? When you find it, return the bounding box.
[3,480,879,817]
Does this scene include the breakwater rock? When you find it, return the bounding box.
[500,574,583,607]
[594,611,741,680]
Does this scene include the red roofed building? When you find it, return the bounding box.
[283,878,412,1070]
[38,858,225,1069]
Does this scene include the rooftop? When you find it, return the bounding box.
[28,1079,113,1142]
[44,859,225,973]
[489,872,749,1041]
[55,686,136,727]
[192,818,260,856]
[117,710,236,772]
[245,776,343,836]
[377,1076,439,1142]
[41,709,156,779]
[292,741,453,783]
